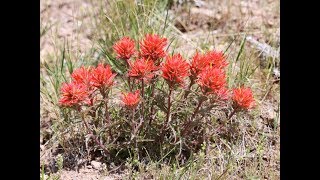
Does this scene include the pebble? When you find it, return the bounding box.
[91,161,101,170]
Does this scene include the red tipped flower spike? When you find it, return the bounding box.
[197,67,226,95]
[90,63,116,90]
[190,51,211,78]
[140,34,167,65]
[206,50,228,69]
[232,87,255,110]
[59,82,90,107]
[121,90,141,108]
[71,66,92,87]
[161,54,190,87]
[113,37,136,60]
[128,58,157,83]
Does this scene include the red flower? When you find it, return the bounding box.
[128,58,157,82]
[206,50,228,69]
[197,67,226,95]
[113,37,136,60]
[190,51,211,77]
[232,87,255,110]
[90,63,116,90]
[59,82,90,107]
[140,34,167,65]
[121,90,140,108]
[71,66,92,87]
[161,54,190,87]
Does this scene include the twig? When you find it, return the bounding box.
[183,77,195,99]
[80,112,109,154]
[181,97,206,136]
[160,86,173,144]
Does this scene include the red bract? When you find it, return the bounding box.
[90,63,116,90]
[59,82,90,107]
[197,67,226,95]
[128,58,157,82]
[190,51,211,77]
[113,37,136,60]
[206,50,228,69]
[232,87,255,110]
[140,34,167,65]
[71,66,92,87]
[121,90,140,108]
[161,54,190,87]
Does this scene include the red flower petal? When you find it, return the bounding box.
[161,54,190,87]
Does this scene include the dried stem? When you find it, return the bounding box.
[102,89,113,140]
[125,58,132,91]
[165,86,173,127]
[132,108,136,128]
[181,97,206,136]
[140,79,145,128]
[80,111,109,154]
[131,107,140,160]
[128,77,132,91]
[183,77,195,99]
[124,58,130,69]
[160,85,173,143]
[148,81,156,126]
[228,107,238,120]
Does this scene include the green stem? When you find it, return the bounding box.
[141,79,145,128]
[160,85,173,144]
[228,108,238,120]
[184,77,195,99]
[148,81,156,126]
[165,87,173,127]
[102,89,112,140]
[80,111,109,154]
[181,97,205,136]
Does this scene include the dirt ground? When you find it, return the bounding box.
[40,0,279,179]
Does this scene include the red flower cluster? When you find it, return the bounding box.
[60,34,255,113]
[59,63,115,107]
[190,51,211,78]
[206,50,228,69]
[188,50,229,100]
[140,34,167,65]
[232,87,255,110]
[59,82,90,107]
[190,50,228,78]
[128,58,157,82]
[71,66,92,87]
[113,37,136,60]
[161,54,190,87]
[91,63,116,90]
[197,67,226,96]
[121,90,141,108]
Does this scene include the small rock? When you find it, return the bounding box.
[262,155,268,161]
[273,68,280,78]
[194,0,206,7]
[40,145,45,151]
[87,165,92,169]
[91,161,101,170]
[103,177,115,180]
